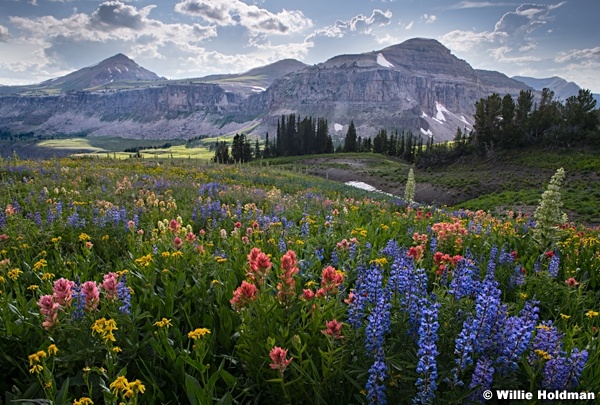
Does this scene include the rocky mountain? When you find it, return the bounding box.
[253,38,531,140]
[0,54,164,96]
[197,59,308,90]
[0,38,534,141]
[512,75,600,105]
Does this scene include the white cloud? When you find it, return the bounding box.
[307,9,392,40]
[441,2,565,65]
[449,1,519,9]
[555,47,600,63]
[174,0,313,35]
[405,21,414,30]
[0,25,9,42]
[422,14,437,24]
[440,29,501,52]
[4,1,219,81]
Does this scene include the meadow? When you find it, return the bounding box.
[0,155,599,404]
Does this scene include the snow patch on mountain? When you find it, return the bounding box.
[420,128,433,136]
[334,123,343,132]
[376,53,394,68]
[435,101,448,121]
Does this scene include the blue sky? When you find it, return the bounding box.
[0,0,598,92]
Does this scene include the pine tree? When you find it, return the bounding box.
[343,120,357,152]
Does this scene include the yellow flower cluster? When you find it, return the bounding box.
[73,397,94,405]
[153,318,173,328]
[28,345,57,374]
[370,257,388,266]
[91,318,118,343]
[7,268,22,281]
[78,233,91,242]
[33,259,47,271]
[188,328,211,340]
[109,375,146,399]
[534,349,552,361]
[134,254,153,267]
[585,310,598,318]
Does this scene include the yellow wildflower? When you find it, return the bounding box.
[112,346,122,353]
[127,379,146,395]
[0,276,4,284]
[188,328,211,340]
[520,293,528,300]
[44,381,52,389]
[91,318,118,343]
[78,233,91,242]
[29,364,43,374]
[585,310,599,318]
[41,273,55,281]
[534,349,552,361]
[7,268,22,281]
[73,397,94,405]
[153,318,173,328]
[134,254,153,267]
[33,259,47,271]
[51,236,62,244]
[101,235,110,241]
[46,344,58,355]
[536,324,551,331]
[560,313,571,320]
[109,376,129,395]
[171,251,183,258]
[161,251,171,258]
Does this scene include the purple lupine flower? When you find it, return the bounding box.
[548,253,560,278]
[449,315,475,388]
[117,275,131,315]
[330,249,339,267]
[34,211,42,227]
[486,246,498,278]
[529,321,564,366]
[509,264,526,288]
[414,297,440,405]
[278,237,287,253]
[72,281,85,320]
[429,237,437,253]
[449,257,479,301]
[347,264,368,329]
[365,266,391,354]
[468,356,494,401]
[498,245,515,265]
[497,300,539,371]
[471,274,502,354]
[366,348,387,405]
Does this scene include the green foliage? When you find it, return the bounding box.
[0,157,599,404]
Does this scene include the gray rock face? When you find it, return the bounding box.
[0,84,262,138]
[0,38,533,141]
[255,38,531,141]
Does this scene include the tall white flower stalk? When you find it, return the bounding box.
[533,167,567,248]
[405,167,416,203]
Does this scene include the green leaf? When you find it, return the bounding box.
[54,376,70,405]
[184,373,206,405]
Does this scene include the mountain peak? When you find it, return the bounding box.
[102,53,133,63]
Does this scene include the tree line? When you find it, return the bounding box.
[214,87,599,165]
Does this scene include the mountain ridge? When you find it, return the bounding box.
[0,38,594,142]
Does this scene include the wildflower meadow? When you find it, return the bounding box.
[0,156,599,404]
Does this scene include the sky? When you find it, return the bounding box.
[0,0,599,92]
